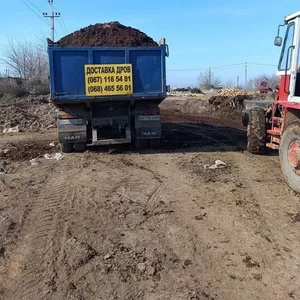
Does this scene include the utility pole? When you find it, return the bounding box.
[208,67,212,86]
[237,76,240,89]
[245,62,248,90]
[43,0,60,41]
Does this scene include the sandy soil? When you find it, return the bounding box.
[0,97,300,300]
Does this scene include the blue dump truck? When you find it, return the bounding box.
[47,39,169,152]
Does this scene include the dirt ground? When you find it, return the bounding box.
[0,97,300,300]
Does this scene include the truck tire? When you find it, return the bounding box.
[247,107,266,154]
[134,139,148,149]
[279,123,300,193]
[61,143,73,153]
[149,139,161,149]
[74,143,86,152]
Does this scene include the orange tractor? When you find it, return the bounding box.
[242,11,300,193]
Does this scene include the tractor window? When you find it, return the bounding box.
[278,22,295,71]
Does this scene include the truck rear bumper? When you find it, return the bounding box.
[91,126,131,145]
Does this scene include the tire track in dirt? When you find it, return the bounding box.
[229,152,300,299]
[12,173,71,300]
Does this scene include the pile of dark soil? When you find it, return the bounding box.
[58,22,158,47]
[0,140,59,162]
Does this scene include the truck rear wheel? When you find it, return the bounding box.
[134,139,148,149]
[247,107,266,154]
[61,143,73,153]
[149,139,161,149]
[74,143,86,152]
[279,123,300,193]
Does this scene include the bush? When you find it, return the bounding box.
[0,79,27,97]
[0,76,50,98]
[24,77,50,95]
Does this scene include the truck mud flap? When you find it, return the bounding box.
[58,118,87,144]
[134,115,161,139]
[59,131,87,144]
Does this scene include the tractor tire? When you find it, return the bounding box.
[61,143,73,153]
[279,123,300,193]
[74,143,86,153]
[247,107,266,154]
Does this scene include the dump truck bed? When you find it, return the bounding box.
[48,46,167,103]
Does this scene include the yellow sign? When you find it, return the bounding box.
[84,64,133,96]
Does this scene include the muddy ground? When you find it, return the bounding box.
[0,97,300,300]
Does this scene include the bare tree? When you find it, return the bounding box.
[0,38,49,79]
[248,73,280,90]
[224,79,234,88]
[198,68,222,89]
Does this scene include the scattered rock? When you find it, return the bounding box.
[104,254,113,260]
[136,262,147,273]
[183,259,193,267]
[30,158,39,166]
[195,215,203,221]
[146,265,156,276]
[242,255,260,268]
[252,273,262,281]
[0,161,8,174]
[290,212,300,223]
[64,235,97,270]
[0,246,5,258]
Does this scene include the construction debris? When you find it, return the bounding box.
[30,158,39,166]
[204,160,227,170]
[0,95,57,132]
[58,22,158,47]
[218,88,260,97]
[44,153,64,160]
[3,126,19,134]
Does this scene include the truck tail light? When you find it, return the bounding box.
[58,113,77,119]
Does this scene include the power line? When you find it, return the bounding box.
[167,63,246,72]
[167,62,277,72]
[21,0,49,25]
[53,4,69,33]
[248,62,277,67]
[24,0,43,13]
[57,18,67,35]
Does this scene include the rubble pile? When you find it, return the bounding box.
[206,89,267,119]
[218,88,260,97]
[58,22,158,47]
[0,95,57,132]
[208,88,274,113]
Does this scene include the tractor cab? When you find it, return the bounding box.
[275,11,300,101]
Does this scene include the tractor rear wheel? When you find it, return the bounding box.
[279,123,300,193]
[247,107,266,154]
